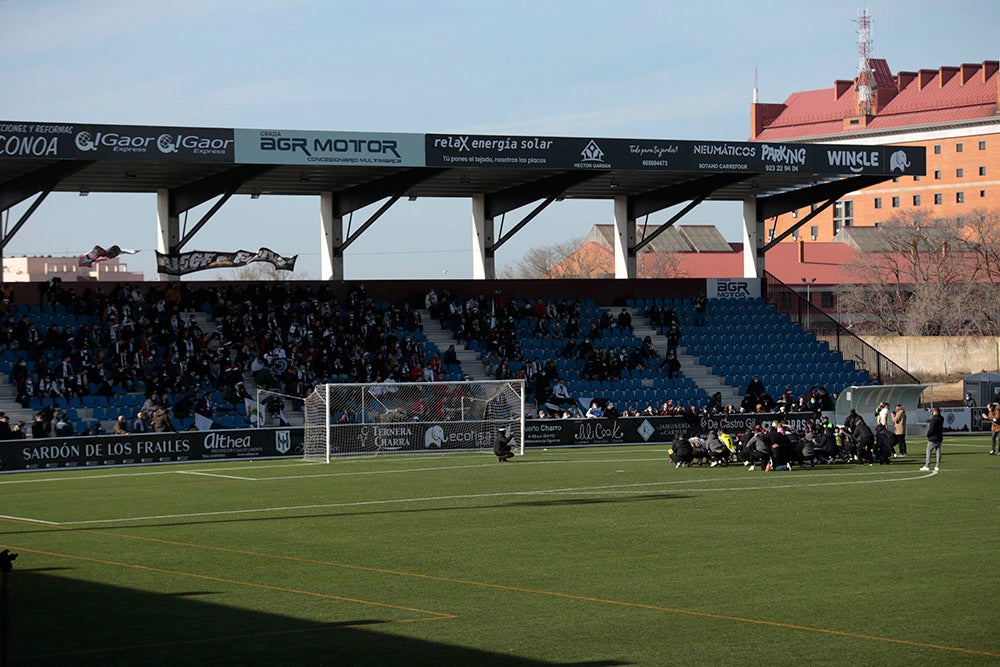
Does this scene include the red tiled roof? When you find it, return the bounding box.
[667,242,862,285]
[754,60,999,140]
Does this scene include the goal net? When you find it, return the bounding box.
[303,379,525,462]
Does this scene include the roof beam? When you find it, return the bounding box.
[339,195,401,255]
[761,198,836,253]
[332,168,447,218]
[169,165,278,216]
[633,197,707,254]
[629,173,755,220]
[755,174,890,221]
[484,171,600,219]
[0,160,95,212]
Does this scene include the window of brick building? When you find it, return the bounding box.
[810,225,818,240]
[934,193,942,205]
[980,166,987,176]
[956,142,964,153]
[980,140,987,150]
[874,197,882,209]
[933,144,941,154]
[956,192,964,204]
[833,200,853,230]
[820,292,835,309]
[934,169,942,179]
[912,194,921,206]
[891,196,900,208]
[956,167,964,178]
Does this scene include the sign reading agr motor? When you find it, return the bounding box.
[234,128,425,166]
[708,278,761,299]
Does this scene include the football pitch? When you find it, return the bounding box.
[2,436,998,666]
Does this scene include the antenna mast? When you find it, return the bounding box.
[854,7,874,116]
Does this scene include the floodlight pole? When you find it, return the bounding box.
[1,549,18,667]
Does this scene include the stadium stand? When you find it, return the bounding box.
[0,280,876,437]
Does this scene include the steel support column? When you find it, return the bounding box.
[614,196,635,279]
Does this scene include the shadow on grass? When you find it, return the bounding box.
[9,567,628,666]
[3,495,693,536]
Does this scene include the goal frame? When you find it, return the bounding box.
[303,379,525,462]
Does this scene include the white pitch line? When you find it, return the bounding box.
[176,471,257,480]
[0,514,60,525]
[53,467,939,526]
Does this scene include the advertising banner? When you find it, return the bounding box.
[1,413,816,473]
[707,278,761,299]
[0,427,302,472]
[522,412,814,448]
[425,134,925,176]
[0,121,234,161]
[234,128,424,166]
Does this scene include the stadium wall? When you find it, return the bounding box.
[860,335,1000,376]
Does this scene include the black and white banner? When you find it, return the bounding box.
[156,247,297,275]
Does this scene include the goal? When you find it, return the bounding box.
[303,379,525,462]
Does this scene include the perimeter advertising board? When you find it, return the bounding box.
[0,121,234,161]
[0,413,815,472]
[234,128,424,166]
[0,427,301,472]
[425,134,926,176]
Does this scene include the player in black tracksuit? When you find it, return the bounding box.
[494,427,515,462]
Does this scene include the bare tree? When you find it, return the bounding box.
[837,211,1000,334]
[225,261,310,281]
[498,238,609,278]
[638,248,689,278]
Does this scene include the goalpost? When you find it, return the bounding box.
[303,379,525,462]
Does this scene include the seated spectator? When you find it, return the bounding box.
[113,415,130,435]
[585,401,603,419]
[551,378,574,410]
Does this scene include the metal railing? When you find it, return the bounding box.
[763,272,919,385]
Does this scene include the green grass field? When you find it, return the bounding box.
[2,436,999,666]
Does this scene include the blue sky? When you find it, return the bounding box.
[2,0,998,280]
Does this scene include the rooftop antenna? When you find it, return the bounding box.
[854,7,874,116]
[753,63,759,104]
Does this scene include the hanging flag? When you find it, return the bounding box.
[193,412,220,431]
[79,245,139,267]
[245,397,263,426]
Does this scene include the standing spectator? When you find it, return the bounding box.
[982,402,1000,455]
[152,404,174,433]
[692,293,706,326]
[963,392,977,408]
[132,411,150,434]
[31,414,47,439]
[920,408,944,472]
[443,345,461,372]
[892,404,908,457]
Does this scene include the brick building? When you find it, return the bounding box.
[751,59,999,242]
